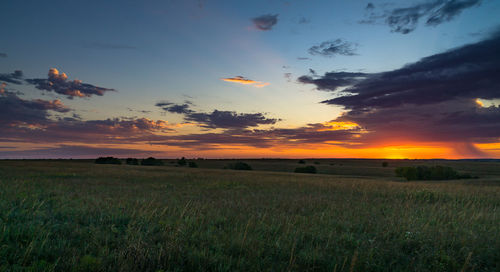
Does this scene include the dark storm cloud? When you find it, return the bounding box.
[297,31,500,148]
[252,14,278,31]
[26,68,115,99]
[155,101,194,114]
[308,39,357,57]
[321,32,500,110]
[0,70,23,84]
[185,110,279,129]
[0,53,7,58]
[297,71,369,91]
[335,99,500,146]
[84,42,137,50]
[362,0,482,34]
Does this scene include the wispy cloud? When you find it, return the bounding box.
[308,39,358,57]
[252,14,279,31]
[221,76,270,88]
[361,0,482,34]
[0,70,23,84]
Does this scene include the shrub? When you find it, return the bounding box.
[294,166,317,174]
[395,165,474,181]
[141,157,164,166]
[126,158,139,165]
[227,162,252,170]
[382,161,389,167]
[177,157,187,166]
[298,160,306,164]
[95,157,121,165]
[188,161,198,168]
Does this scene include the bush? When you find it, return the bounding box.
[294,166,317,174]
[126,158,139,165]
[298,160,306,164]
[188,161,198,168]
[95,157,121,165]
[314,161,320,165]
[227,162,252,171]
[395,165,474,181]
[141,157,164,166]
[177,157,187,166]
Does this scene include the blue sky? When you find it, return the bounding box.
[1,0,500,158]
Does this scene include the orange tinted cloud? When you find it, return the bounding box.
[221,76,270,88]
[317,121,360,131]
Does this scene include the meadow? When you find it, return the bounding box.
[0,159,499,271]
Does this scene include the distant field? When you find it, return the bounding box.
[0,160,499,271]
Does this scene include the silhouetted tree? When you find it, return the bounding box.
[95,157,121,165]
[227,162,252,170]
[126,158,139,165]
[395,165,474,181]
[294,166,317,174]
[177,157,187,166]
[141,157,164,166]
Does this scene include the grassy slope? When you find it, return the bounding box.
[0,160,499,271]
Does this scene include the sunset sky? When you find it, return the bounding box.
[1,0,500,159]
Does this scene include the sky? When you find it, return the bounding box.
[1,0,500,159]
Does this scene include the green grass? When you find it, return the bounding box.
[0,160,499,271]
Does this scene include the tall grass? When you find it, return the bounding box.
[0,160,499,271]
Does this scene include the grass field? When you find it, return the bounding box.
[0,160,499,271]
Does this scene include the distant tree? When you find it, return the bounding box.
[188,161,198,168]
[395,165,474,181]
[141,157,164,166]
[227,162,252,170]
[314,161,320,165]
[294,166,317,174]
[95,157,121,165]
[177,157,187,166]
[382,161,389,167]
[126,158,139,165]
[298,160,306,164]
